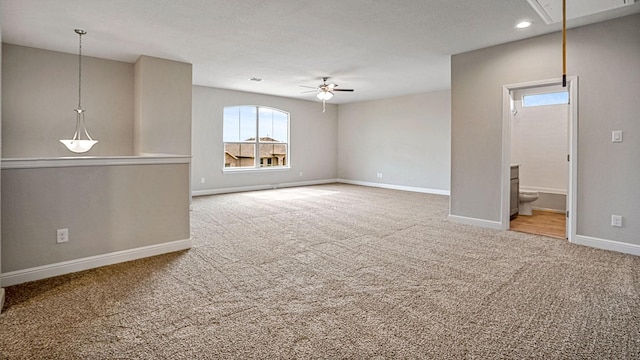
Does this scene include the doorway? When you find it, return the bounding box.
[501,77,578,242]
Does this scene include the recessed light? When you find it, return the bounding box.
[249,77,263,82]
[516,20,532,29]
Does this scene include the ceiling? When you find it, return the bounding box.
[2,0,639,104]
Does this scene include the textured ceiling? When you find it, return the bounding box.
[2,0,639,104]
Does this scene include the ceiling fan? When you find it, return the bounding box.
[301,77,354,112]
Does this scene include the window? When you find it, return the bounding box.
[223,106,289,170]
[522,91,569,107]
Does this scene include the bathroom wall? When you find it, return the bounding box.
[511,95,568,212]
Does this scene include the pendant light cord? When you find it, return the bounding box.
[75,29,86,109]
[78,31,82,108]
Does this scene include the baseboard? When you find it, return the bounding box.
[573,235,640,256]
[193,179,450,197]
[520,186,566,195]
[447,214,503,230]
[336,179,450,196]
[0,239,192,287]
[532,207,566,214]
[192,179,338,196]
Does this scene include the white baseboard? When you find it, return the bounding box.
[1,239,192,287]
[520,186,567,195]
[336,179,450,196]
[193,179,450,197]
[532,206,566,214]
[447,214,503,230]
[573,235,640,256]
[192,179,338,197]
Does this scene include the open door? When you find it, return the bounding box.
[501,77,578,242]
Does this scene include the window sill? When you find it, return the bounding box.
[223,166,291,174]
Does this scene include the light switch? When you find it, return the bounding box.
[611,215,622,227]
[612,130,623,143]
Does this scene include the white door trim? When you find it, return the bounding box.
[500,77,578,242]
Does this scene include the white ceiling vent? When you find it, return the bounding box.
[527,0,636,24]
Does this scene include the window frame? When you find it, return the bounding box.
[222,105,290,172]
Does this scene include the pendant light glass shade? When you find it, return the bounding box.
[60,29,97,153]
[59,108,97,152]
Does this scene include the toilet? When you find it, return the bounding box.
[518,191,539,216]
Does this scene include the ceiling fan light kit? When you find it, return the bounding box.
[302,76,354,113]
[316,91,333,101]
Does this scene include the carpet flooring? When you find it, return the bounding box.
[1,184,639,359]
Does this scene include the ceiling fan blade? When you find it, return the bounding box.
[300,89,317,93]
[299,85,318,89]
[333,89,354,92]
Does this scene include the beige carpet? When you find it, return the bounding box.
[1,183,639,359]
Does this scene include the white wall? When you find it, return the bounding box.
[2,44,134,157]
[451,14,640,249]
[511,99,568,194]
[338,90,450,193]
[191,86,338,194]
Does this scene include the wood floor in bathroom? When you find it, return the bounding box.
[510,210,566,239]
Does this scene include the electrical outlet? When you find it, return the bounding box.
[612,131,623,143]
[377,173,383,179]
[200,177,205,184]
[611,215,623,227]
[57,228,69,243]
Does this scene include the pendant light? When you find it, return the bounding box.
[60,29,98,153]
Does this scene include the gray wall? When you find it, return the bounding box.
[2,163,190,273]
[451,14,640,245]
[338,91,450,191]
[191,86,338,193]
[134,56,192,156]
[1,45,193,284]
[2,44,134,157]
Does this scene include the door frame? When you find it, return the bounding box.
[500,77,578,241]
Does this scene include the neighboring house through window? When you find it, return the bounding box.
[223,106,289,169]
